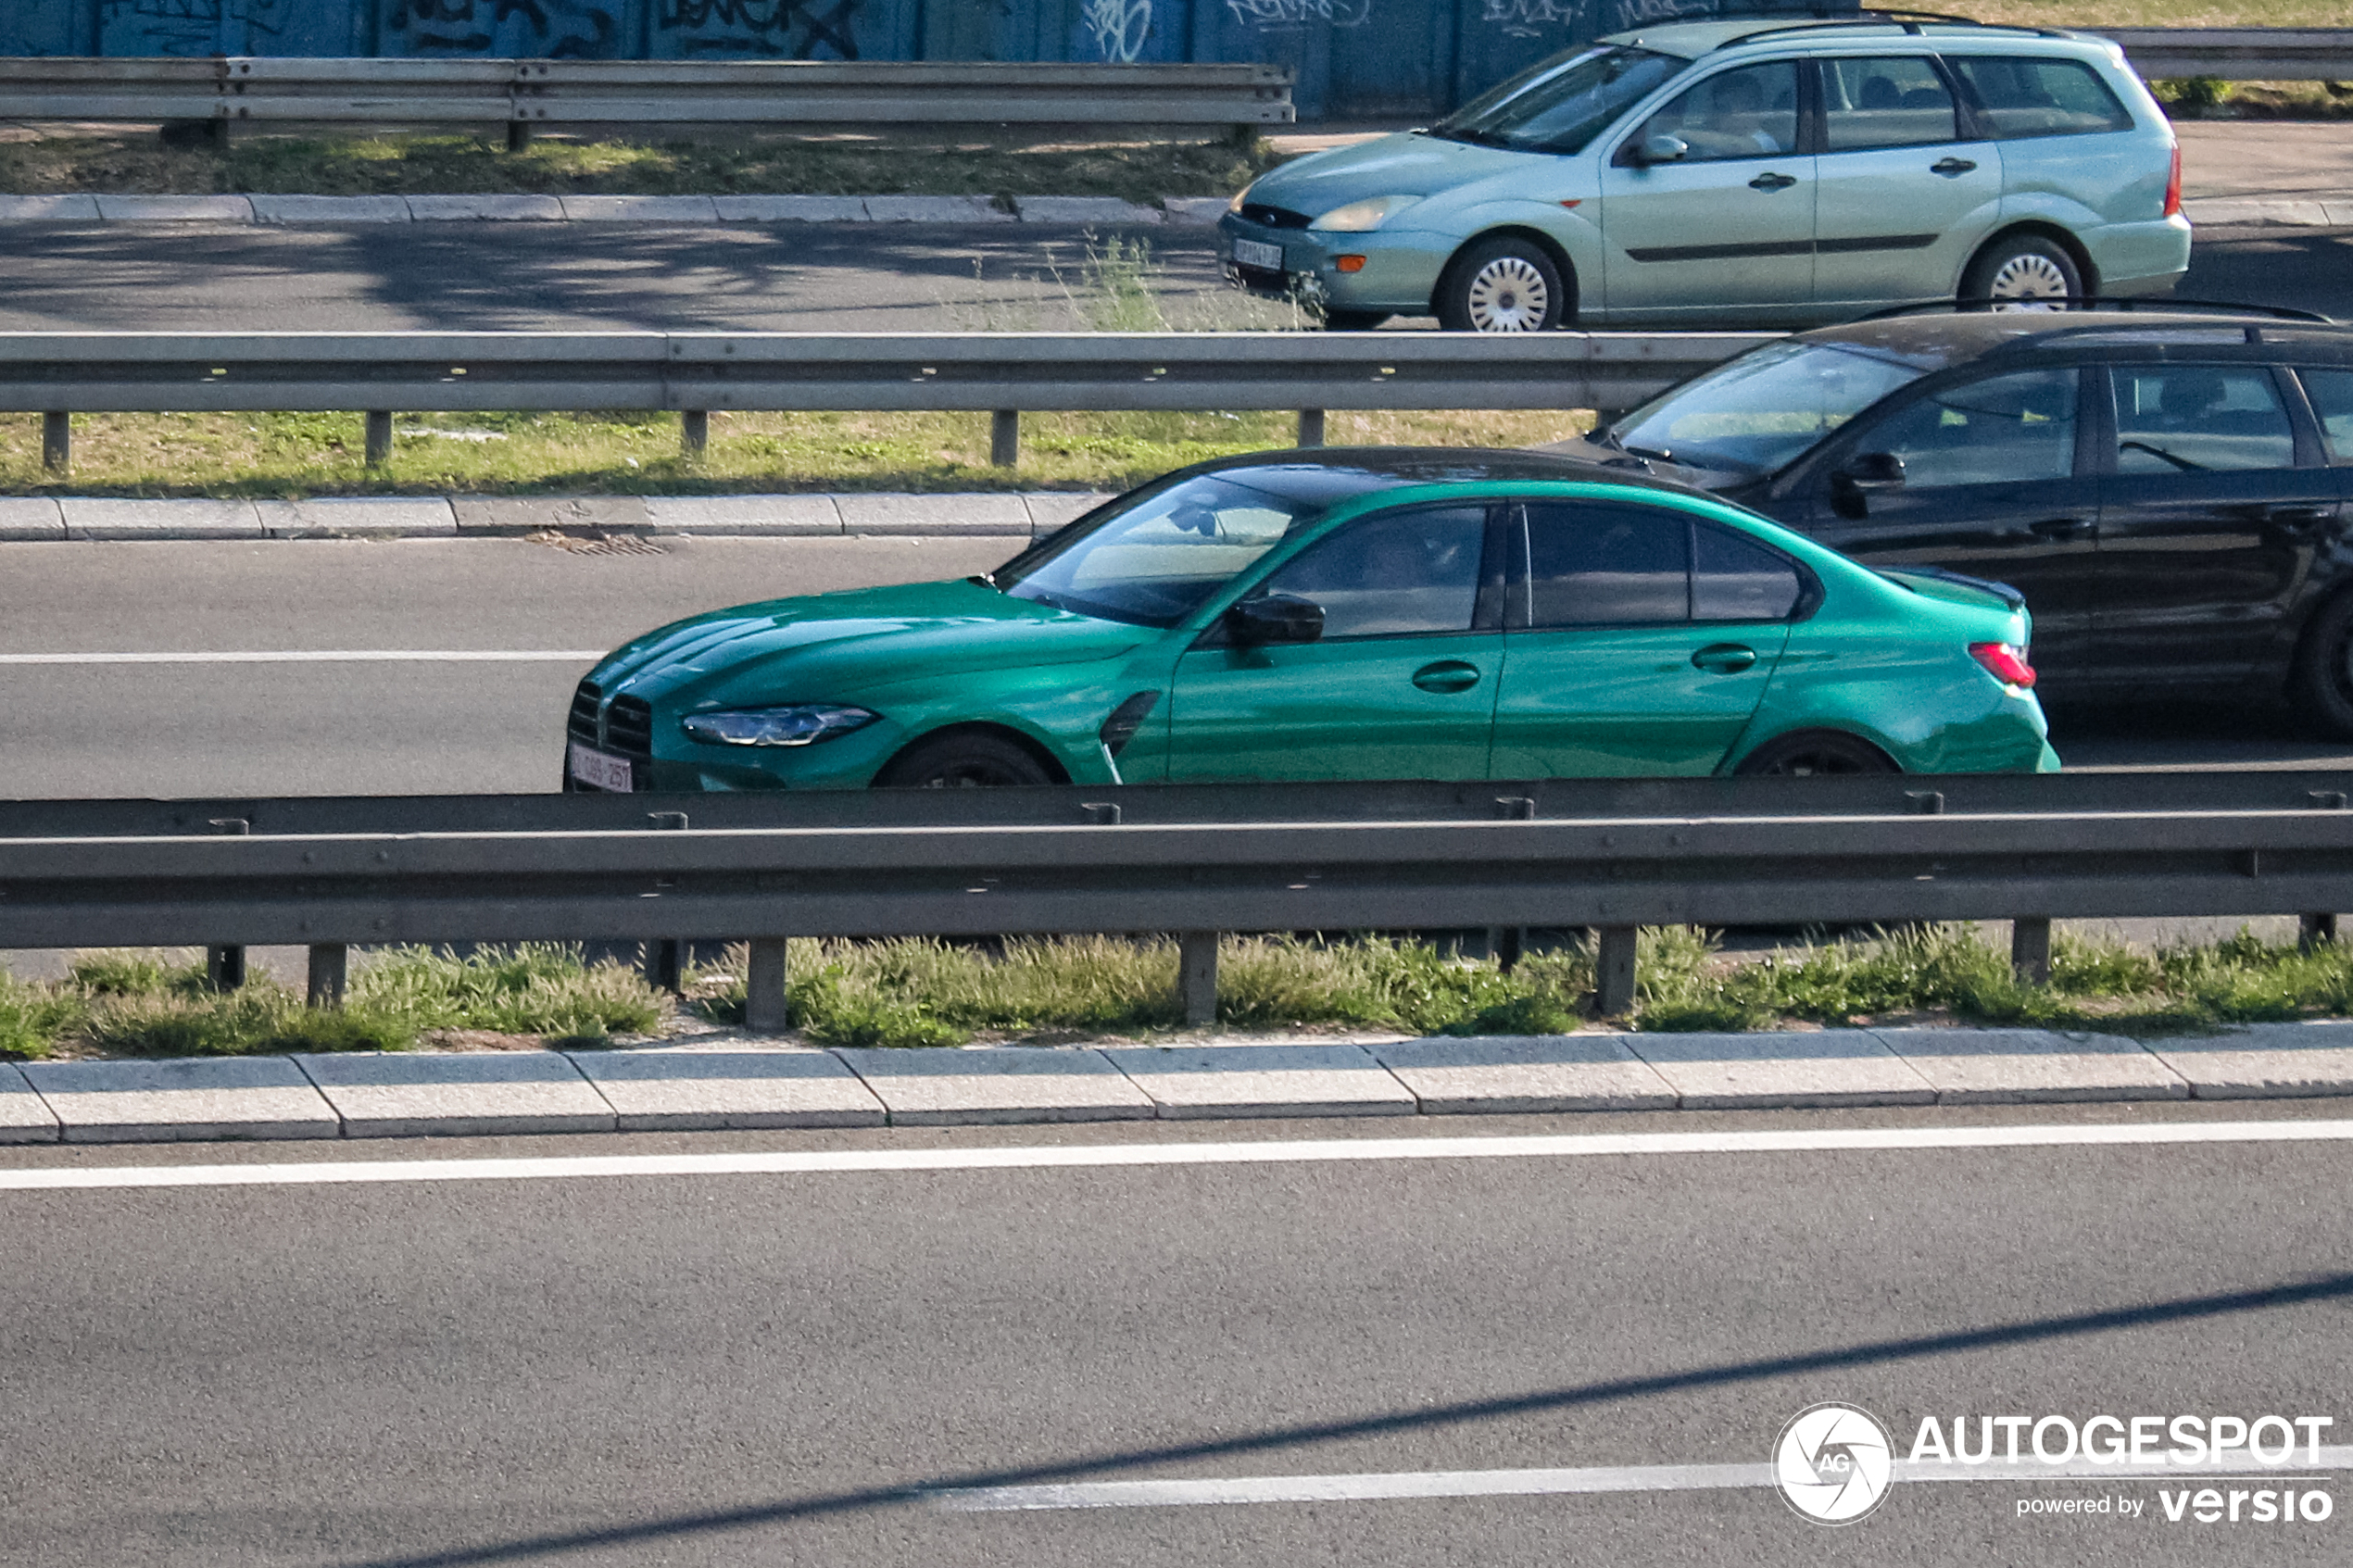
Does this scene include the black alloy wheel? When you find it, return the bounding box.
[1733,730,1900,777]
[873,730,1057,788]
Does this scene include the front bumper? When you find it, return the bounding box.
[1215,214,1453,316]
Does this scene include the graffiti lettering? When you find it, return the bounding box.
[1225,0,1372,29]
[660,0,863,60]
[98,0,284,56]
[1480,0,1570,36]
[386,0,621,57]
[1083,0,1152,63]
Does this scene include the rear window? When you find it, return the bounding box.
[1947,56,2134,138]
[2300,369,2353,462]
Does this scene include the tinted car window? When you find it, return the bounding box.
[1608,341,1929,476]
[1822,56,1958,151]
[1693,522,1805,621]
[1635,61,1800,163]
[1253,506,1489,639]
[1429,45,1685,157]
[2112,366,2296,474]
[1948,56,2134,138]
[1522,502,1689,626]
[1848,368,2079,489]
[2302,369,2353,461]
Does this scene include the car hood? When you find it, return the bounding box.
[1246,132,1536,220]
[588,579,1151,709]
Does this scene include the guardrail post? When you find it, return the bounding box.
[681,409,709,455]
[206,816,250,991]
[2302,913,2338,951]
[364,411,393,467]
[744,937,789,1032]
[1592,925,1638,1017]
[1178,932,1218,1026]
[2011,917,2052,985]
[1297,408,1325,448]
[307,944,347,1007]
[42,412,70,474]
[644,810,688,993]
[506,120,533,153]
[990,409,1020,468]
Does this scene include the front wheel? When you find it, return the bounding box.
[1733,730,1899,777]
[2290,592,2353,739]
[1435,238,1567,332]
[873,730,1056,788]
[1960,233,2082,311]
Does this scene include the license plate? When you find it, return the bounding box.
[568,741,633,792]
[1232,238,1284,271]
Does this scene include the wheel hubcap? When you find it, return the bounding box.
[1466,257,1550,332]
[1986,252,2071,311]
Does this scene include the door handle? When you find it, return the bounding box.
[1931,157,1978,176]
[2264,506,2334,535]
[2027,516,2097,540]
[1690,643,1758,674]
[1748,171,1797,191]
[1412,659,1481,694]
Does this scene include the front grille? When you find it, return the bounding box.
[605,695,654,760]
[1241,203,1312,230]
[567,679,601,746]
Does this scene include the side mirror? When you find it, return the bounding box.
[1843,451,1906,489]
[1639,133,1690,165]
[1227,593,1325,646]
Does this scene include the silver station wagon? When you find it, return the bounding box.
[1219,13,2189,332]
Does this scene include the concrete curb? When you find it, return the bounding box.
[0,192,1224,227]
[5,1023,2351,1144]
[2182,194,2353,228]
[12,492,1112,543]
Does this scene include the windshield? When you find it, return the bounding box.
[1429,46,1685,156]
[1606,342,1931,476]
[1000,472,1320,628]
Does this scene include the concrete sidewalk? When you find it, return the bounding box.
[6,1021,2352,1143]
[0,491,1113,543]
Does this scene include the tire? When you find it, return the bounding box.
[2290,591,2353,739]
[873,729,1057,789]
[1435,237,1567,332]
[1960,233,2082,311]
[1320,309,1391,332]
[1733,730,1900,777]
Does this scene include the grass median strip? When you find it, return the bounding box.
[9,924,2353,1061]
[0,408,1592,500]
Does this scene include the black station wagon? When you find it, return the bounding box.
[1545,307,2353,732]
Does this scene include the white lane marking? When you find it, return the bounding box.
[3,1117,2350,1192]
[933,1448,2353,1512]
[0,650,604,664]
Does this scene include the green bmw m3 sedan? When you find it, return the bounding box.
[564,450,2057,793]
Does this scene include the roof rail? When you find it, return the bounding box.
[1856,296,2333,324]
[1714,9,2071,50]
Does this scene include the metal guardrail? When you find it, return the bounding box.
[5,771,2347,1027]
[2095,29,2353,82]
[0,329,1776,470]
[0,56,1295,144]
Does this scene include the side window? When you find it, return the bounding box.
[2301,369,2353,462]
[1521,502,1690,627]
[2112,366,2296,475]
[1251,506,1490,640]
[1693,522,1806,621]
[1632,61,1800,163]
[1846,367,2079,490]
[1947,56,2134,139]
[1822,56,1958,151]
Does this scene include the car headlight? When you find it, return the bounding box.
[680,704,879,747]
[1310,194,1423,232]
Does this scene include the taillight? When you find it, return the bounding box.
[1970,641,2036,689]
[2163,144,2183,218]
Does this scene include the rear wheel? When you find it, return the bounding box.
[1734,730,1900,777]
[2290,591,2353,738]
[1960,233,2082,311]
[874,730,1056,788]
[1436,237,1567,332]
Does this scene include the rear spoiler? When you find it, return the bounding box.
[1876,564,2027,611]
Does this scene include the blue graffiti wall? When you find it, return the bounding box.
[5,0,1851,118]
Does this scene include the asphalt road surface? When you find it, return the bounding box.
[0,222,2346,333]
[0,536,2346,800]
[0,1103,2346,1567]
